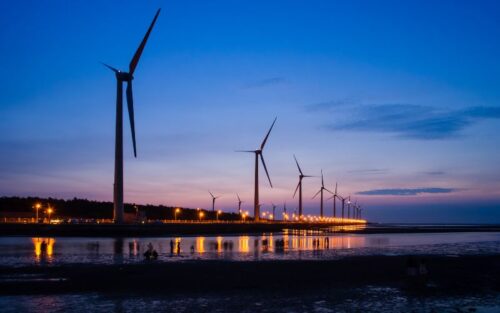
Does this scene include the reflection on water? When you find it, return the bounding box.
[32,238,55,263]
[0,232,497,266]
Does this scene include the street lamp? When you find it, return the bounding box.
[216,210,222,221]
[47,207,53,223]
[199,211,205,222]
[174,208,181,221]
[34,203,41,223]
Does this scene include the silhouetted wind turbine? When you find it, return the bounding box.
[312,170,333,217]
[337,194,346,220]
[271,203,277,220]
[236,117,277,221]
[103,9,160,223]
[237,194,244,214]
[347,196,352,218]
[293,155,314,218]
[327,182,339,218]
[209,191,220,212]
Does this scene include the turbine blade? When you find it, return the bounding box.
[335,182,338,195]
[321,169,324,188]
[235,150,256,153]
[237,194,241,202]
[293,154,303,175]
[129,8,161,75]
[260,154,273,188]
[126,81,137,157]
[209,191,215,198]
[324,188,334,194]
[101,62,119,73]
[327,195,335,200]
[293,181,300,198]
[312,189,321,199]
[260,116,277,150]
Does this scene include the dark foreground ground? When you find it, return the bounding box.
[1,255,500,312]
[1,255,499,295]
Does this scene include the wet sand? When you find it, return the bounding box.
[1,254,499,295]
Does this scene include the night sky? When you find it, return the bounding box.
[1,0,499,222]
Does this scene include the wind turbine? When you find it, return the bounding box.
[271,203,277,220]
[103,9,161,223]
[293,155,314,218]
[327,182,339,218]
[347,196,352,219]
[337,194,346,220]
[312,170,333,217]
[236,117,277,221]
[209,191,220,212]
[236,194,244,214]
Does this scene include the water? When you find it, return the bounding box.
[0,288,499,312]
[0,231,499,266]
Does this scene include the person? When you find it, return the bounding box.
[406,256,418,288]
[169,239,174,255]
[176,241,181,255]
[40,240,47,255]
[190,244,195,254]
[418,258,428,287]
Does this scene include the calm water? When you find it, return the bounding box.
[0,231,499,266]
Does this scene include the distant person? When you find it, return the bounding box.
[406,256,418,288]
[40,240,47,255]
[169,240,174,255]
[190,244,195,254]
[325,237,330,249]
[176,241,181,255]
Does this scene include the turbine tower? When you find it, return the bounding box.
[236,194,243,214]
[293,155,314,218]
[327,182,339,218]
[103,9,160,223]
[209,191,220,212]
[312,170,333,217]
[337,194,346,220]
[271,203,277,220]
[236,117,277,221]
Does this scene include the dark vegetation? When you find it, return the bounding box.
[0,196,243,221]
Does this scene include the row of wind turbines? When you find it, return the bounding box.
[103,8,363,223]
[208,118,363,222]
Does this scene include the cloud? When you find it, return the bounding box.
[309,101,500,140]
[347,168,388,175]
[423,171,446,176]
[357,187,457,196]
[245,77,287,88]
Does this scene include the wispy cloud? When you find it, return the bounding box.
[307,101,500,140]
[245,77,287,88]
[357,187,457,196]
[347,168,389,175]
[423,171,446,176]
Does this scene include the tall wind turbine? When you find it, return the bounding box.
[293,155,314,218]
[103,9,160,223]
[271,203,277,220]
[236,117,277,221]
[236,194,243,214]
[347,196,352,218]
[312,170,333,217]
[337,194,346,220]
[209,191,220,212]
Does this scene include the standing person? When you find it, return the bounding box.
[169,239,174,255]
[176,240,181,255]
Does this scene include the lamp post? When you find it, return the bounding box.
[174,208,181,221]
[47,207,53,223]
[34,203,41,223]
[216,210,222,221]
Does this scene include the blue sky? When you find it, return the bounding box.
[1,0,500,222]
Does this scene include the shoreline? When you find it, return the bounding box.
[0,223,499,237]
